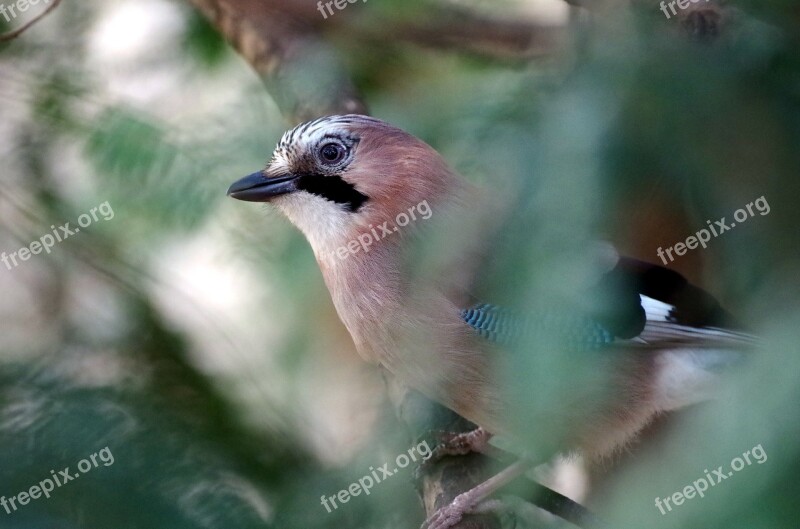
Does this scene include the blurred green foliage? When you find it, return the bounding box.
[0,0,799,528]
[183,10,228,68]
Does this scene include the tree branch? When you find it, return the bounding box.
[186,0,367,122]
[385,378,502,529]
[345,6,564,60]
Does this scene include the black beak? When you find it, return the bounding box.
[227,171,299,202]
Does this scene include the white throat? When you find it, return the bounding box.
[272,192,355,262]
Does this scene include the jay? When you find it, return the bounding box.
[227,115,754,528]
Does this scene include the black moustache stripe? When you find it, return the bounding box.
[297,174,369,212]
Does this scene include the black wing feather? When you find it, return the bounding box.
[462,257,743,347]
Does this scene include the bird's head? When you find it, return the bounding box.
[227,115,460,261]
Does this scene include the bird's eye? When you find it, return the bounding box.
[319,143,346,165]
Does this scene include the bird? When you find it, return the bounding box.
[227,114,755,529]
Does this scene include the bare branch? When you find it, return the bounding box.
[348,7,564,60]
[387,380,501,529]
[186,0,367,123]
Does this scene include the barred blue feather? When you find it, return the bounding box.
[460,303,614,349]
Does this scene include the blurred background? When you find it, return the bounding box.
[0,0,798,528]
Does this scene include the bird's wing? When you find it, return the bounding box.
[460,303,616,349]
[461,257,757,351]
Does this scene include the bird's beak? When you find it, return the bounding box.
[227,171,299,202]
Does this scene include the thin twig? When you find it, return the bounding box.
[0,0,63,42]
[529,484,604,527]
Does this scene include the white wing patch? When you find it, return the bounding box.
[641,295,674,323]
[629,296,755,411]
[636,295,757,347]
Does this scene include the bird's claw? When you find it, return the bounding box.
[420,491,478,529]
[430,427,493,462]
[414,428,493,481]
[420,461,531,528]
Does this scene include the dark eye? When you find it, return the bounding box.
[319,143,346,165]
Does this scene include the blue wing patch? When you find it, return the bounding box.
[461,303,614,349]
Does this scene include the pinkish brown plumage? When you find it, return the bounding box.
[228,114,754,528]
